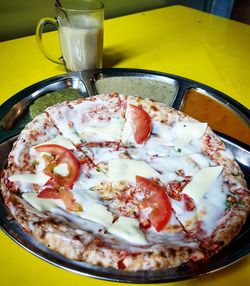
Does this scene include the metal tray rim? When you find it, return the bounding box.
[0,68,249,283]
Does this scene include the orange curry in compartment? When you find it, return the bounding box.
[180,89,250,145]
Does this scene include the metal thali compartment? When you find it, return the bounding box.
[177,87,250,146]
[0,74,86,142]
[89,70,179,106]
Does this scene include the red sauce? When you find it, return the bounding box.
[180,90,250,145]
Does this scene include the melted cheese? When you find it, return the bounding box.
[175,122,207,147]
[149,156,200,181]
[72,182,113,227]
[107,216,147,245]
[79,204,113,227]
[188,153,210,168]
[34,135,76,149]
[22,193,65,211]
[149,121,207,149]
[9,172,50,185]
[72,183,100,206]
[196,173,225,236]
[182,166,223,203]
[54,163,69,177]
[82,121,125,141]
[108,159,160,183]
[121,119,134,143]
[46,95,125,147]
[74,168,108,191]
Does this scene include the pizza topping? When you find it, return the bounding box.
[183,194,196,211]
[122,104,152,145]
[46,93,126,148]
[188,153,210,168]
[167,181,186,201]
[225,195,245,210]
[108,159,160,183]
[8,172,50,185]
[34,144,80,189]
[117,257,127,270]
[182,166,223,204]
[165,170,192,202]
[79,204,113,227]
[136,176,172,232]
[53,163,69,177]
[138,217,151,230]
[149,121,207,149]
[22,192,65,211]
[80,120,125,142]
[34,135,76,150]
[37,185,61,198]
[174,122,207,147]
[29,144,81,211]
[38,185,82,212]
[107,216,148,245]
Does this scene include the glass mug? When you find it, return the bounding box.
[36,0,104,72]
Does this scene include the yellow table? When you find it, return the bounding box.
[0,5,249,285]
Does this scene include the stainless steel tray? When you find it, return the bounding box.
[0,68,249,283]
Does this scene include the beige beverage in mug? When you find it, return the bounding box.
[36,0,104,72]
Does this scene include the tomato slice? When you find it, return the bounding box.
[38,183,82,212]
[34,144,80,189]
[37,186,61,199]
[136,176,172,232]
[128,104,151,144]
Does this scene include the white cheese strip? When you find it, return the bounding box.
[54,163,69,177]
[121,119,133,143]
[175,122,207,147]
[73,169,108,193]
[9,172,50,185]
[34,135,76,149]
[182,166,223,203]
[108,159,160,183]
[82,121,125,141]
[72,183,101,204]
[72,185,113,227]
[79,204,113,227]
[108,216,147,245]
[22,193,65,211]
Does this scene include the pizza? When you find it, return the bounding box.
[1,93,249,271]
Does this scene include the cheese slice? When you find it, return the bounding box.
[22,193,65,211]
[175,122,207,147]
[121,120,133,143]
[79,204,113,227]
[108,159,160,182]
[9,172,50,185]
[34,135,76,149]
[182,166,223,203]
[108,216,147,245]
[54,163,69,177]
[82,121,125,141]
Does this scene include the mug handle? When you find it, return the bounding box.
[36,17,63,65]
